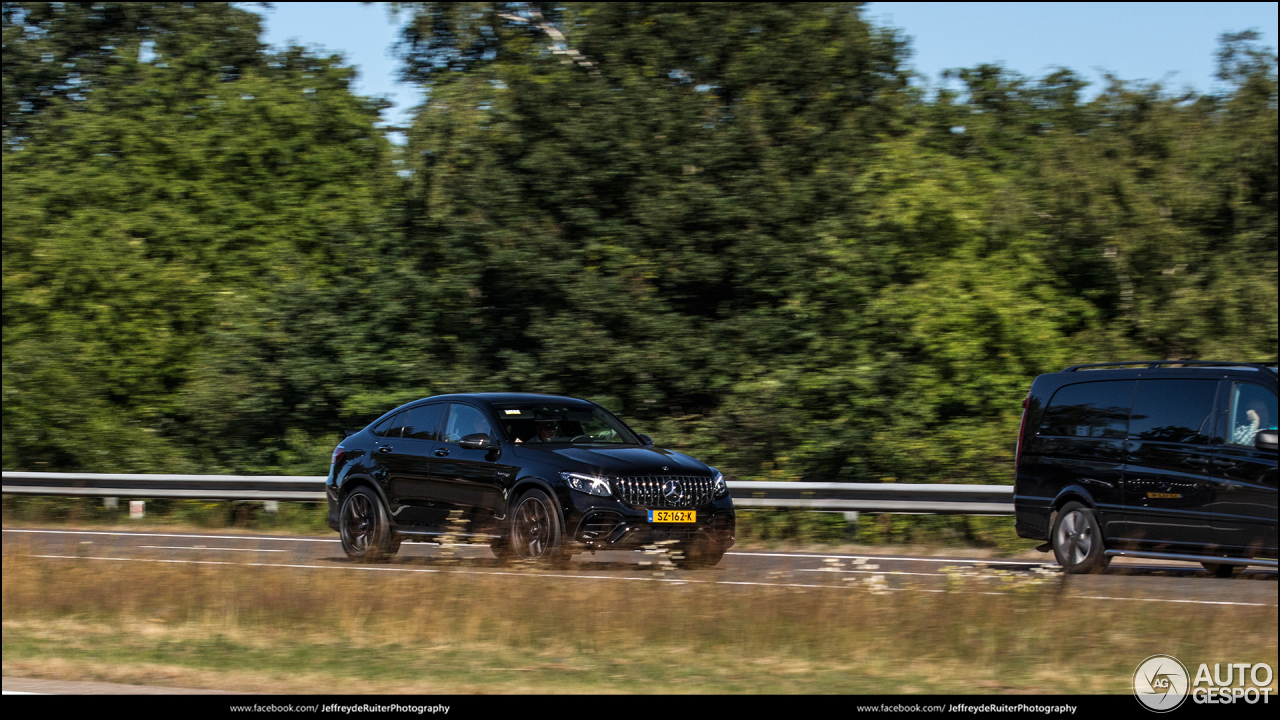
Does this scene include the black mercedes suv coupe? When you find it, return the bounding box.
[326,393,735,567]
[1013,361,1277,576]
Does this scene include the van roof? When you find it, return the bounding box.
[1060,361,1278,373]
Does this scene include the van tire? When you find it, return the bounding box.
[1051,502,1109,574]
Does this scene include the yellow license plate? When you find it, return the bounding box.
[649,510,696,523]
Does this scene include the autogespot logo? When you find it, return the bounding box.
[1134,654,1190,712]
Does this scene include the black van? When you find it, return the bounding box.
[1013,361,1277,575]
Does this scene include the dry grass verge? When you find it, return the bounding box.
[3,552,1276,694]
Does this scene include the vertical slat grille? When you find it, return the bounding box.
[613,475,714,508]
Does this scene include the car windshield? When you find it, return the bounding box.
[493,403,639,445]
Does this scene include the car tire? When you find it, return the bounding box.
[1051,502,1109,574]
[339,486,398,562]
[490,537,515,565]
[507,488,570,567]
[1201,561,1238,578]
[673,536,726,569]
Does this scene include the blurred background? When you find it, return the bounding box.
[4,1,1277,490]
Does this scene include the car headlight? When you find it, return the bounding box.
[711,468,729,498]
[562,472,613,497]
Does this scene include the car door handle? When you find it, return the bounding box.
[1184,457,1210,467]
[378,446,393,454]
[1210,458,1237,468]
[435,448,450,457]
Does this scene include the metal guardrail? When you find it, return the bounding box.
[1,472,326,502]
[1,472,1014,515]
[730,481,1013,515]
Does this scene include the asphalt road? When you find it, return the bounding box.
[3,527,1275,607]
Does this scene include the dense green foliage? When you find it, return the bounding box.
[4,3,1276,486]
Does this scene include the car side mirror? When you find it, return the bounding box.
[459,433,493,450]
[637,434,654,447]
[1257,430,1278,452]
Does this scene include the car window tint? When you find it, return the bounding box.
[402,404,445,441]
[1040,381,1134,439]
[1228,383,1277,447]
[443,404,494,443]
[374,411,406,438]
[1130,379,1219,444]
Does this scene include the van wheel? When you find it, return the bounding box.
[1051,502,1109,574]
[1201,562,1238,578]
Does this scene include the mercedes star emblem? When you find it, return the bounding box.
[662,479,684,504]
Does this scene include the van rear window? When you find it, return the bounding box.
[1040,381,1135,439]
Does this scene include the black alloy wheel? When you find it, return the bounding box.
[508,488,569,566]
[339,486,399,562]
[1051,502,1110,574]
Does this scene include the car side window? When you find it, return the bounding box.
[1129,379,1219,444]
[1040,381,1134,439]
[372,411,406,438]
[402,404,446,441]
[442,404,494,444]
[1228,383,1277,447]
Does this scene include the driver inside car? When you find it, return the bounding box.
[514,419,557,443]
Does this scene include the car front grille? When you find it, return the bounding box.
[613,475,715,508]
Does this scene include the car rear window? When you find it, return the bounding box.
[372,411,406,438]
[1039,381,1135,439]
[402,404,446,441]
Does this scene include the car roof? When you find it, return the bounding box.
[409,392,594,406]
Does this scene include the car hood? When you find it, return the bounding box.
[510,444,711,477]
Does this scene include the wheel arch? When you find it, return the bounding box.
[1049,485,1097,527]
[337,474,391,511]
[509,476,564,521]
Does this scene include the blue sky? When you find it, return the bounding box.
[242,2,1278,131]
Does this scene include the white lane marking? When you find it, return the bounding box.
[2,691,47,695]
[5,529,495,550]
[22,554,1277,606]
[7,530,1272,575]
[799,568,942,577]
[139,546,287,553]
[726,551,1051,566]
[4,529,339,543]
[1,531,1051,565]
[1070,594,1277,607]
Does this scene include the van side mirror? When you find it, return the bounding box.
[1257,430,1278,452]
[459,433,493,450]
[637,434,654,447]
